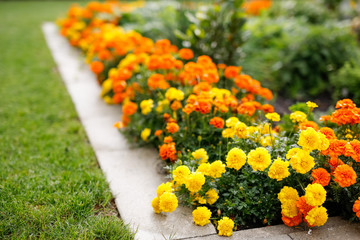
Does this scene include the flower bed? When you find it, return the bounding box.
[57,1,360,237]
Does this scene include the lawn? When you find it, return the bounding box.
[0,2,134,239]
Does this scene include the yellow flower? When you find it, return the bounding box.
[247,126,259,136]
[159,192,178,213]
[290,111,307,123]
[304,183,327,207]
[222,128,235,138]
[172,166,190,185]
[196,163,210,176]
[103,96,113,104]
[140,99,154,115]
[165,87,184,101]
[306,101,318,109]
[298,127,322,151]
[141,128,151,141]
[192,207,212,226]
[281,200,299,218]
[266,112,280,122]
[234,121,248,139]
[151,196,161,214]
[305,206,328,227]
[225,117,239,128]
[247,147,271,171]
[226,148,247,170]
[186,172,206,193]
[206,189,219,205]
[286,148,301,160]
[192,148,209,163]
[268,158,290,181]
[260,136,272,147]
[289,149,315,174]
[217,217,234,237]
[208,160,226,178]
[156,182,172,197]
[194,193,206,204]
[278,186,299,204]
[101,79,113,96]
[318,132,330,151]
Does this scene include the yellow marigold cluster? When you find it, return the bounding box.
[186,172,206,193]
[298,127,329,151]
[152,182,178,213]
[156,182,172,197]
[234,121,248,139]
[268,158,290,181]
[306,101,318,109]
[222,128,235,138]
[165,87,184,101]
[305,206,328,227]
[226,148,247,170]
[247,147,271,171]
[192,207,211,226]
[192,148,209,163]
[278,186,300,218]
[290,111,307,123]
[225,117,239,128]
[217,217,234,237]
[140,99,154,115]
[304,183,326,207]
[206,189,219,205]
[172,165,190,185]
[208,160,226,178]
[288,148,315,174]
[141,128,151,141]
[265,112,280,122]
[197,163,210,175]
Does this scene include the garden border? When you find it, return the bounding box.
[42,22,360,240]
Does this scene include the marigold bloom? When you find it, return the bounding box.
[336,99,356,109]
[141,128,151,141]
[222,128,235,138]
[90,60,104,74]
[208,160,226,178]
[296,196,315,216]
[299,121,319,131]
[247,147,271,171]
[333,164,357,188]
[159,192,178,213]
[306,101,318,109]
[237,101,257,116]
[151,196,161,214]
[281,200,299,218]
[206,189,219,205]
[140,99,154,115]
[192,207,211,226]
[278,186,299,204]
[196,163,210,176]
[122,101,137,115]
[179,48,194,60]
[266,112,280,122]
[305,183,327,207]
[298,127,322,151]
[154,130,163,136]
[353,197,360,219]
[192,148,209,163]
[186,172,206,193]
[281,213,302,227]
[305,206,328,227]
[164,136,173,143]
[166,122,179,134]
[290,111,307,123]
[311,168,330,187]
[217,217,234,237]
[350,140,360,162]
[226,148,247,170]
[156,182,172,197]
[224,66,240,79]
[319,127,336,140]
[209,117,225,129]
[226,117,240,128]
[268,158,290,181]
[261,104,274,113]
[159,142,177,162]
[172,165,190,185]
[165,87,185,101]
[170,100,182,111]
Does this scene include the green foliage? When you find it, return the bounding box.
[175,0,246,65]
[0,2,134,239]
[330,61,360,101]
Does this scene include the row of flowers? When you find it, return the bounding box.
[58,1,360,237]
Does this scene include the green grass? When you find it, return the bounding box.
[0,2,135,239]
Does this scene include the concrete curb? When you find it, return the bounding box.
[42,22,360,240]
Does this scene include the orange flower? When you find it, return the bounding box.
[166,122,179,134]
[243,0,272,16]
[237,101,257,116]
[353,197,360,220]
[224,66,240,79]
[182,104,195,115]
[350,140,360,162]
[296,196,315,217]
[328,157,344,173]
[319,127,336,140]
[154,130,163,136]
[281,213,302,227]
[171,100,183,111]
[299,121,319,131]
[90,61,104,74]
[179,48,194,60]
[311,168,330,187]
[122,102,137,116]
[321,139,346,158]
[164,136,173,143]
[163,113,171,122]
[98,49,112,60]
[258,88,273,101]
[159,142,177,162]
[336,99,356,109]
[261,104,274,113]
[196,100,212,114]
[209,117,225,129]
[333,165,357,188]
[217,63,227,69]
